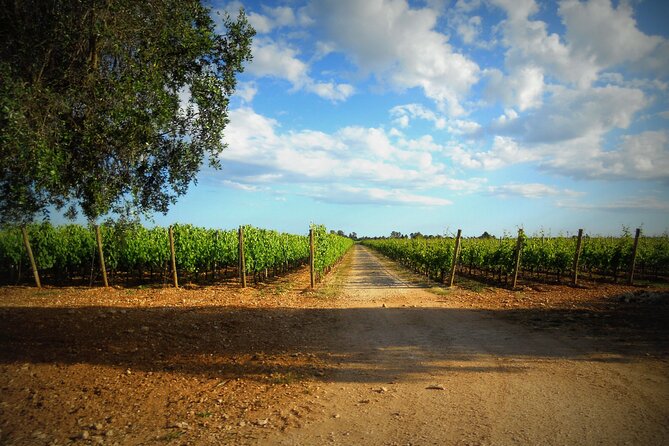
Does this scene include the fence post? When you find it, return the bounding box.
[572,228,584,286]
[309,228,315,288]
[95,225,109,287]
[238,226,246,288]
[448,229,462,287]
[169,225,178,288]
[21,226,41,288]
[627,228,641,285]
[511,229,524,289]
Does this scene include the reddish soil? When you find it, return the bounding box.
[1,245,667,445]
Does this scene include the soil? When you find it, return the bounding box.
[1,245,668,445]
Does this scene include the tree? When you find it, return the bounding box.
[348,232,357,240]
[0,0,254,223]
[390,231,403,239]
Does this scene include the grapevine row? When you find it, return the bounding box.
[0,222,353,287]
[363,229,669,287]
[311,224,355,278]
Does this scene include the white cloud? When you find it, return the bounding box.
[246,12,273,34]
[494,85,647,144]
[456,15,482,45]
[246,38,354,102]
[307,185,453,207]
[543,130,669,181]
[453,129,669,182]
[450,136,540,170]
[307,0,480,115]
[390,103,481,135]
[491,0,592,87]
[222,107,483,196]
[222,180,260,192]
[487,183,581,199]
[559,0,663,71]
[598,72,668,91]
[247,39,309,86]
[558,196,669,212]
[390,104,446,129]
[235,81,257,103]
[242,4,298,34]
[306,82,355,102]
[263,6,297,28]
[490,0,668,90]
[485,66,544,111]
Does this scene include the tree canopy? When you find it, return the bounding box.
[0,0,254,223]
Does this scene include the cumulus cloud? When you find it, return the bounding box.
[246,39,309,85]
[246,38,354,102]
[221,180,260,192]
[221,107,482,205]
[558,196,669,212]
[452,129,669,182]
[223,3,304,34]
[306,0,480,115]
[490,0,668,89]
[445,0,489,47]
[543,130,669,181]
[220,0,668,205]
[307,185,453,207]
[491,0,591,87]
[389,104,481,135]
[235,81,257,103]
[484,66,544,111]
[494,85,647,144]
[449,136,540,170]
[559,0,665,72]
[487,183,581,199]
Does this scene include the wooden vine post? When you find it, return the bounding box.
[511,229,524,289]
[21,226,41,288]
[628,228,641,285]
[448,229,462,287]
[572,228,584,286]
[309,227,315,289]
[169,225,178,288]
[238,226,246,288]
[95,225,109,287]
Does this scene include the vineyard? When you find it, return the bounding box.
[0,222,353,287]
[363,229,669,287]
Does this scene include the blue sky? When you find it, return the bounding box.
[156,0,669,237]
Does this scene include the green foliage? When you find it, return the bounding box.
[311,225,354,274]
[241,226,309,274]
[521,234,574,277]
[0,0,255,222]
[0,223,313,283]
[365,230,669,285]
[363,237,455,278]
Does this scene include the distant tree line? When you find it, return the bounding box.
[356,231,497,240]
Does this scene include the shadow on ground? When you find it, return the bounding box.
[1,295,666,384]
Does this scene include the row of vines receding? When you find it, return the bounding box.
[363,228,669,288]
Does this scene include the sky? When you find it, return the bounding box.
[158,0,669,237]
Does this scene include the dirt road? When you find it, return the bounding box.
[264,245,669,445]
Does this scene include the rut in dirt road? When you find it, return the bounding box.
[264,245,669,446]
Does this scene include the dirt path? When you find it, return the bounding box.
[263,245,669,445]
